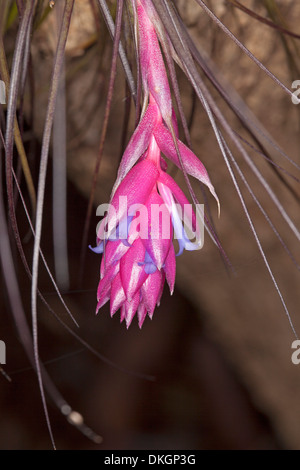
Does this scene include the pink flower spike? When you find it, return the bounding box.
[90,0,221,327]
[154,123,220,213]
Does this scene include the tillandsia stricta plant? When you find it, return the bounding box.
[2,0,300,449]
[90,0,219,328]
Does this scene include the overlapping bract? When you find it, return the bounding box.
[90,0,218,327]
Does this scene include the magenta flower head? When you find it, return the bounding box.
[90,0,219,328]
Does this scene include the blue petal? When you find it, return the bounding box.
[144,262,157,274]
[176,237,185,257]
[89,241,104,254]
[138,251,158,274]
[144,251,154,264]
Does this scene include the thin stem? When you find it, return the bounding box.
[30,0,75,449]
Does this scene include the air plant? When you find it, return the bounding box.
[1,0,300,449]
[89,0,219,328]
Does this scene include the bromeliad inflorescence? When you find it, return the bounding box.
[90,0,219,328]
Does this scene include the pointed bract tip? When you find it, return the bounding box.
[208,183,220,218]
[125,310,135,328]
[110,307,117,318]
[138,314,146,329]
